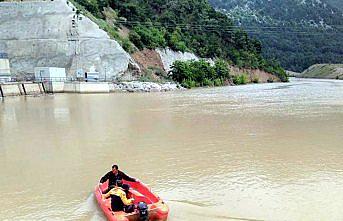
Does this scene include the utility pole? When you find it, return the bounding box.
[105,67,107,81]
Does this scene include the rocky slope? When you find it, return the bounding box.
[132,48,279,84]
[0,0,138,79]
[299,64,343,79]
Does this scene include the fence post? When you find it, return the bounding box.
[41,82,46,93]
[22,83,27,95]
[0,84,4,98]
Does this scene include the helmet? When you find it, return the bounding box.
[137,202,149,221]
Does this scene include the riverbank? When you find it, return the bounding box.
[0,74,286,97]
[298,64,343,80]
[0,81,183,97]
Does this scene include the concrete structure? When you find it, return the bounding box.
[64,82,110,93]
[34,67,67,82]
[0,0,139,79]
[0,82,44,97]
[43,82,65,93]
[34,67,67,93]
[85,65,100,81]
[0,53,11,82]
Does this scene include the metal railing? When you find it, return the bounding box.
[0,53,8,59]
[6,77,118,83]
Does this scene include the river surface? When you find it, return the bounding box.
[1,78,343,221]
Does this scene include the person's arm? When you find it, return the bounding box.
[119,171,137,182]
[103,189,113,200]
[100,171,110,183]
[119,191,134,205]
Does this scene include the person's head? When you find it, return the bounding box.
[112,164,119,174]
[122,184,130,194]
[108,185,116,190]
[116,179,123,188]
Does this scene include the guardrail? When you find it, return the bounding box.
[0,53,8,59]
[6,77,117,83]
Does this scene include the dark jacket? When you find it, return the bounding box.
[100,170,136,186]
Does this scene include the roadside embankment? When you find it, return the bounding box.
[298,64,343,79]
[229,66,280,83]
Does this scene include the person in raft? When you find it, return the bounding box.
[103,181,135,213]
[100,164,137,187]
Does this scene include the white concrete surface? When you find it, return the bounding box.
[64,82,110,93]
[23,83,43,94]
[1,84,21,96]
[34,67,66,81]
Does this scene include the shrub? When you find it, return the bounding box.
[131,25,166,49]
[181,79,197,88]
[233,74,248,85]
[122,38,135,54]
[252,76,259,83]
[214,78,224,86]
[129,31,144,49]
[203,78,214,87]
[171,60,231,88]
[267,77,274,83]
[214,59,230,79]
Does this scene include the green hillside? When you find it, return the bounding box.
[327,0,343,11]
[209,0,343,72]
[300,64,343,79]
[72,0,288,82]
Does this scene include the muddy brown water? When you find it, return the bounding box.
[1,78,343,221]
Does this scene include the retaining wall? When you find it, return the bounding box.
[0,82,44,97]
[64,82,110,93]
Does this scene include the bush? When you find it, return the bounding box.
[129,31,144,49]
[131,25,166,49]
[214,78,224,86]
[233,74,248,85]
[122,38,135,54]
[181,79,197,88]
[168,28,187,52]
[203,78,214,87]
[267,77,274,83]
[170,60,230,88]
[214,59,230,79]
[252,76,259,83]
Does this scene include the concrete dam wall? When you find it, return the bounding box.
[0,0,138,79]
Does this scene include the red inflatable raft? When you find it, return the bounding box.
[94,180,169,221]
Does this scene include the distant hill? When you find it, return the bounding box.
[208,0,343,72]
[299,64,343,79]
[327,0,343,11]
